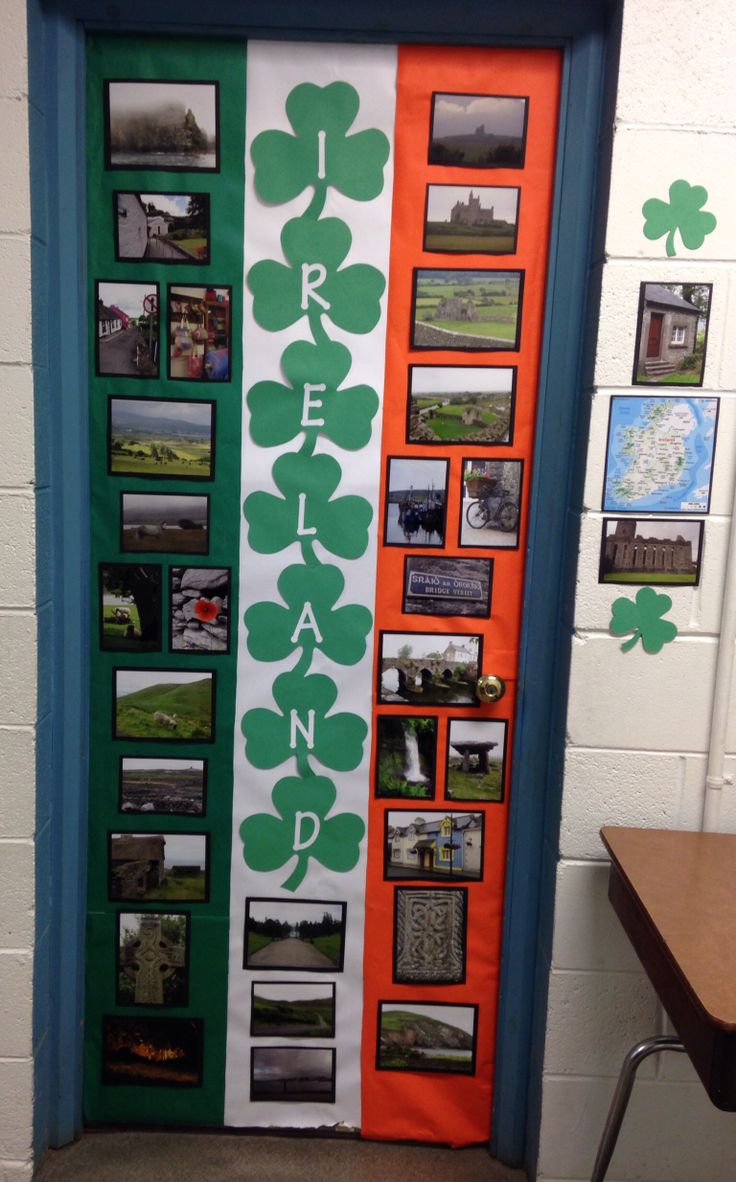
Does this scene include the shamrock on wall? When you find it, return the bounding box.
[642,179,717,258]
[609,587,678,653]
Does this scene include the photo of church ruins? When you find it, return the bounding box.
[424,184,520,253]
[599,518,703,586]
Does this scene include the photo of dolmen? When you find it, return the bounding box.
[378,632,481,707]
[374,715,437,800]
[96,281,158,378]
[116,911,188,1007]
[445,718,507,802]
[633,283,712,387]
[385,810,484,882]
[251,1047,335,1103]
[105,80,218,171]
[429,92,528,168]
[102,1016,203,1087]
[384,457,448,547]
[250,982,336,1039]
[109,397,214,480]
[113,669,214,741]
[115,192,210,264]
[244,899,346,972]
[119,757,206,817]
[109,832,208,903]
[412,269,522,351]
[599,518,703,587]
[424,184,520,254]
[403,556,493,619]
[377,1002,477,1074]
[121,493,209,555]
[99,563,161,653]
[407,364,515,445]
[170,567,230,653]
[393,887,467,986]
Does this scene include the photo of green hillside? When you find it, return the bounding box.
[412,270,521,351]
[114,670,213,740]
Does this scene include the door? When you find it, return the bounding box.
[647,311,664,357]
[83,31,562,1146]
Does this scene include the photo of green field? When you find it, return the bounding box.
[412,269,521,350]
[408,364,514,444]
[251,983,335,1038]
[114,669,213,740]
[109,397,213,478]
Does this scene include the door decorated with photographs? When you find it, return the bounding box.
[84,33,561,1142]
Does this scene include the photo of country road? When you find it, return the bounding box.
[244,899,345,972]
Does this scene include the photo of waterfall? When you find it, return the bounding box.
[374,715,438,799]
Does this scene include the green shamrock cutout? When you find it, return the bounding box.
[240,773,366,891]
[251,81,390,206]
[642,180,717,257]
[609,587,678,653]
[245,563,372,665]
[247,338,379,451]
[248,216,386,335]
[243,451,373,559]
[241,669,368,771]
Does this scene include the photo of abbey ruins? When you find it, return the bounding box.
[599,518,703,587]
[429,92,528,167]
[424,185,519,254]
[412,269,523,351]
[408,364,515,446]
[105,80,218,171]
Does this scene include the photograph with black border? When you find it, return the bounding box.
[114,190,211,264]
[598,517,704,587]
[108,831,210,904]
[169,566,231,654]
[101,1015,204,1087]
[244,898,347,973]
[423,184,520,255]
[113,667,215,743]
[120,492,210,555]
[458,458,523,550]
[116,910,190,1007]
[384,809,484,883]
[96,280,159,379]
[393,886,468,985]
[376,1001,478,1074]
[632,282,713,388]
[383,457,448,548]
[406,364,516,447]
[250,1046,336,1103]
[377,630,482,708]
[167,284,232,383]
[428,91,528,168]
[108,396,215,481]
[445,717,508,803]
[402,555,493,619]
[374,714,438,800]
[411,268,523,352]
[118,756,207,818]
[104,79,219,172]
[250,981,336,1040]
[99,562,162,654]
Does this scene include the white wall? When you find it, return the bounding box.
[537,3,736,1179]
[0,3,35,1179]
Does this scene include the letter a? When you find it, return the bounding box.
[290,601,323,644]
[289,708,315,749]
[301,263,330,311]
[293,811,320,852]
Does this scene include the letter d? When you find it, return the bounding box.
[293,810,321,852]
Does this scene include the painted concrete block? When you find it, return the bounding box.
[567,633,715,752]
[0,1165,33,1181]
[703,754,736,834]
[605,127,736,262]
[0,841,34,948]
[0,495,35,607]
[719,269,736,390]
[0,1059,32,1160]
[0,369,34,488]
[544,969,659,1078]
[616,0,736,131]
[0,952,32,1057]
[552,860,644,973]
[0,615,36,724]
[0,98,30,235]
[560,748,701,861]
[0,239,32,365]
[0,728,35,838]
[0,0,28,99]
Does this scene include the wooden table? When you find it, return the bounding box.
[591,827,736,1181]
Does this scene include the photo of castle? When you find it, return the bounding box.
[424,184,519,254]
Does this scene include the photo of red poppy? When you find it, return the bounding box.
[193,598,219,623]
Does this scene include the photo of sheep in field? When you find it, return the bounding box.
[121,493,209,555]
[113,669,214,742]
[99,563,162,653]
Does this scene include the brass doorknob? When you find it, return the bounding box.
[476,674,506,704]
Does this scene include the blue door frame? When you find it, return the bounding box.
[28,0,617,1169]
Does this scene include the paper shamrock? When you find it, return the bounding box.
[609,587,678,653]
[240,773,366,891]
[642,180,717,258]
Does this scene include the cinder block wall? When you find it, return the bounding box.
[0,4,36,1179]
[536,3,736,1179]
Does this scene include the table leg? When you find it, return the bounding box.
[590,1034,686,1182]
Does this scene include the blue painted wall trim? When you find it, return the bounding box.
[28,0,615,1163]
